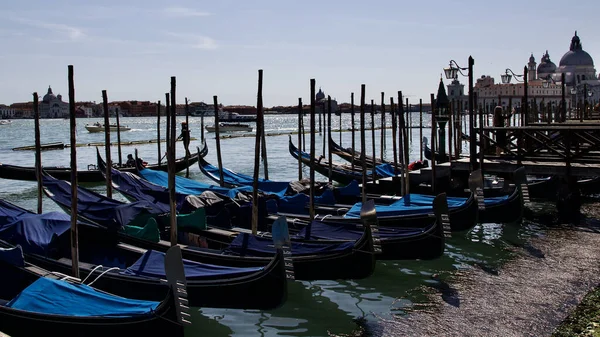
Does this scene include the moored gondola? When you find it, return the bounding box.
[0,245,188,337]
[41,173,377,281]
[0,199,287,310]
[0,140,206,183]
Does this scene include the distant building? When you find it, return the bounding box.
[315,88,339,113]
[40,86,69,118]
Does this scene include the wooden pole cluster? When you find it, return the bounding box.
[168,77,177,247]
[251,70,264,234]
[214,96,225,187]
[33,93,42,214]
[67,65,80,278]
[102,90,112,199]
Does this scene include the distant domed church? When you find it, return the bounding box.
[40,86,69,118]
[528,32,597,86]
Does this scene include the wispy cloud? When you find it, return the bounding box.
[164,32,217,50]
[10,17,84,40]
[164,7,212,18]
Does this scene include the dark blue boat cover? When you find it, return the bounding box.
[336,180,361,197]
[0,246,25,267]
[42,175,162,229]
[296,221,429,241]
[109,169,189,211]
[0,212,71,256]
[225,233,354,257]
[139,168,253,199]
[121,250,263,279]
[200,159,291,197]
[0,199,31,225]
[277,190,336,214]
[6,277,160,317]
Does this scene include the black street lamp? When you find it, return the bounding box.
[501,67,529,125]
[444,57,475,170]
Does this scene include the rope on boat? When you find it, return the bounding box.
[87,267,121,286]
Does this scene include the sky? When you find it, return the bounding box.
[0,0,599,107]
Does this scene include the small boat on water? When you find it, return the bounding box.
[0,120,11,125]
[85,122,131,133]
[205,123,252,133]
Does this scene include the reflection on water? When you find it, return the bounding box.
[0,115,551,336]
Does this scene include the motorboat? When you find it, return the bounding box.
[205,123,252,133]
[85,122,131,133]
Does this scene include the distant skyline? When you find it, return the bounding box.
[0,0,598,106]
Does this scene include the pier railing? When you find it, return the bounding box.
[476,124,600,165]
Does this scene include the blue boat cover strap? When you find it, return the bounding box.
[121,250,264,279]
[7,277,160,317]
[225,233,354,257]
[0,245,25,267]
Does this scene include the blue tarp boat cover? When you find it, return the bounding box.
[110,169,189,211]
[42,175,162,229]
[277,190,336,214]
[121,250,263,279]
[0,212,71,256]
[296,221,426,241]
[0,246,25,267]
[225,232,354,257]
[139,168,253,199]
[6,277,160,317]
[336,180,361,197]
[200,160,290,197]
[343,193,508,218]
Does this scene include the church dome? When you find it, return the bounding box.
[316,88,325,101]
[42,86,56,103]
[559,32,594,67]
[529,54,535,63]
[537,51,557,75]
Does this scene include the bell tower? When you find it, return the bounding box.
[528,53,537,81]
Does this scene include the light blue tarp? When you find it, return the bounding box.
[139,168,252,199]
[199,160,290,197]
[343,193,508,218]
[7,277,160,317]
[121,250,263,279]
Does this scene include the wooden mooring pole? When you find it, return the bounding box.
[156,101,161,165]
[370,100,376,182]
[165,93,170,163]
[327,95,333,184]
[33,93,42,214]
[214,96,224,187]
[380,92,385,161]
[391,97,398,175]
[419,99,423,161]
[430,93,437,193]
[298,98,303,180]
[309,79,316,222]
[351,93,355,173]
[360,85,367,204]
[115,99,123,166]
[67,65,79,279]
[252,70,264,235]
[102,90,112,199]
[169,77,177,247]
[184,97,190,178]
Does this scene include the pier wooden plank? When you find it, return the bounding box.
[452,157,600,176]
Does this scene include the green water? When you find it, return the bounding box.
[0,115,547,336]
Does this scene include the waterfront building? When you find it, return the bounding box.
[40,86,69,118]
[315,88,339,113]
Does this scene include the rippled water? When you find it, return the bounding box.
[0,114,546,337]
